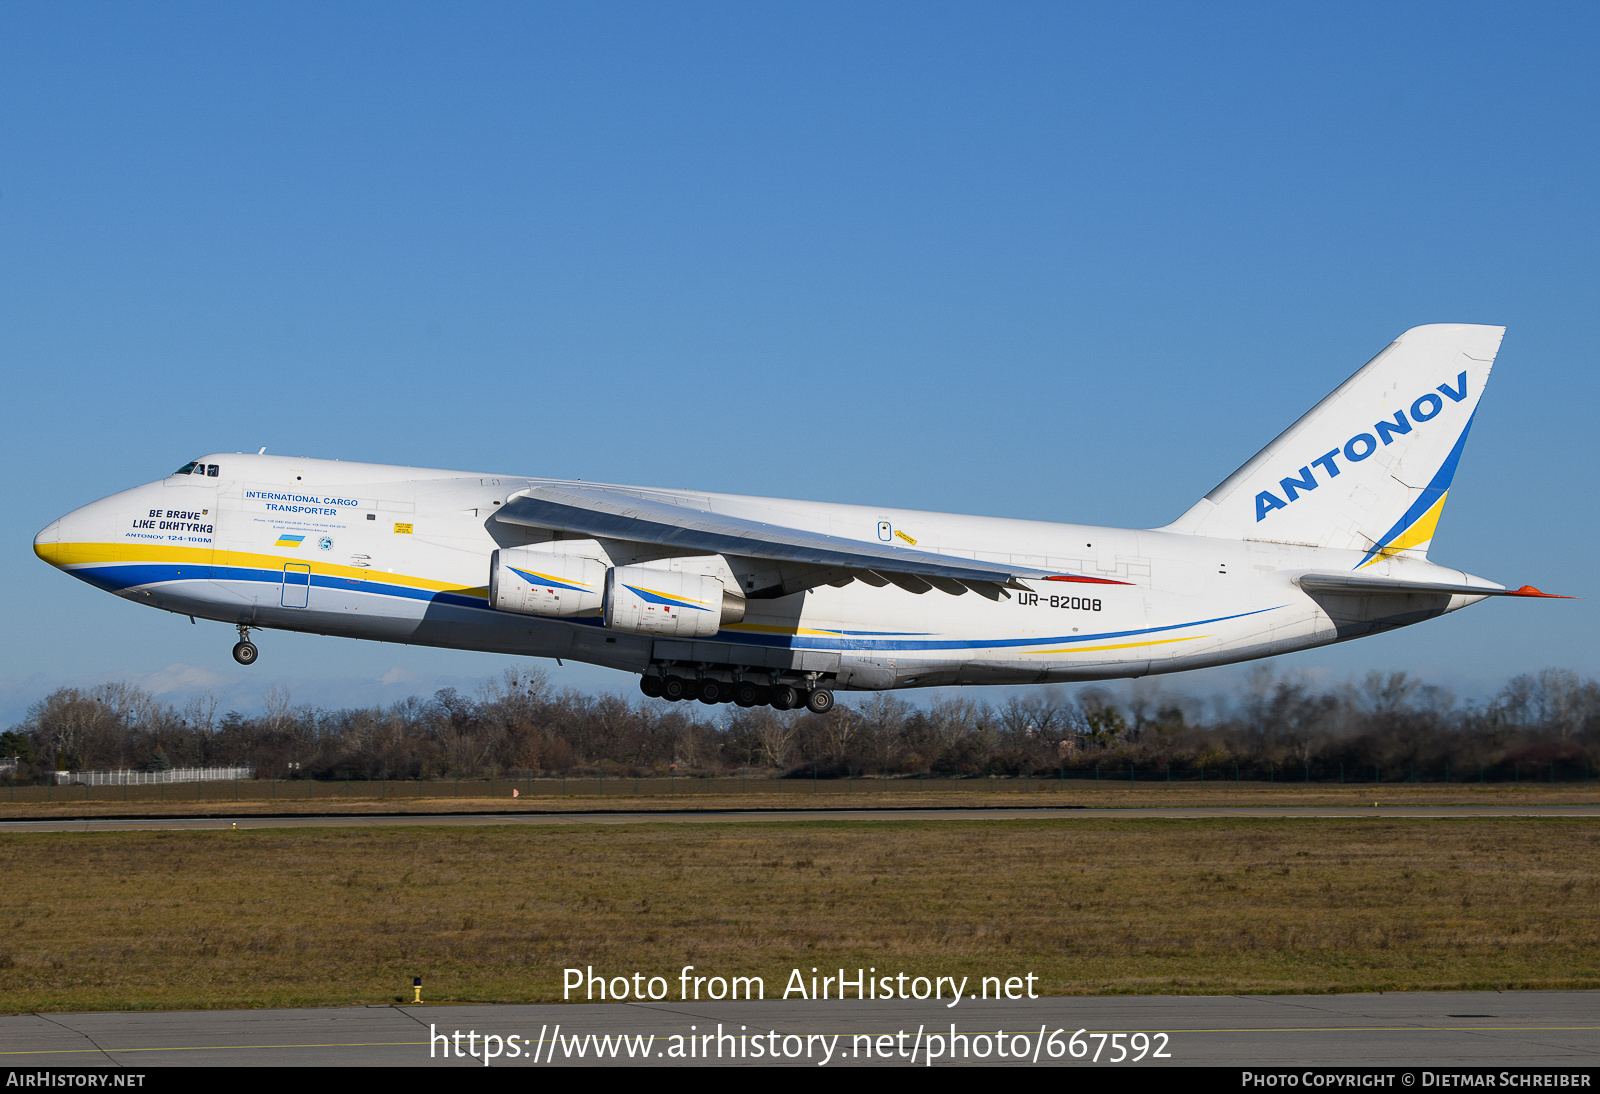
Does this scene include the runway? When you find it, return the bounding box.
[1,992,1595,1067]
[0,804,1596,832]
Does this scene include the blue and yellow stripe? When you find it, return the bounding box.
[37,542,490,609]
[621,582,714,612]
[36,542,1277,657]
[507,566,597,594]
[1354,412,1475,569]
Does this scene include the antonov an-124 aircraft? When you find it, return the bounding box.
[35,324,1567,714]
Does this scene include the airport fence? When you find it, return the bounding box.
[53,766,255,786]
[0,758,1594,805]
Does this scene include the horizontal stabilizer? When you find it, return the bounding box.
[1295,572,1574,598]
[496,484,1057,588]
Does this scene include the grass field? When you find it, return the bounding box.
[0,816,1596,1013]
[2,777,1597,818]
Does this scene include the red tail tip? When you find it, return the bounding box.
[1510,585,1578,599]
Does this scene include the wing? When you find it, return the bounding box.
[1294,572,1572,598]
[493,484,1102,598]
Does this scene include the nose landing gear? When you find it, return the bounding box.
[232,624,258,666]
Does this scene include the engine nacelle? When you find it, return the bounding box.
[604,565,743,637]
[490,549,606,617]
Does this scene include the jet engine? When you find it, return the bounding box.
[603,565,744,637]
[489,549,606,617]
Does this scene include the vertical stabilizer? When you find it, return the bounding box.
[1162,324,1504,566]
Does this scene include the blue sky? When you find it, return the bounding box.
[3,2,1596,721]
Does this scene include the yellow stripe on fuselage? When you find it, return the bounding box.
[1026,635,1209,656]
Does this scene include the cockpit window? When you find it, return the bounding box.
[206,464,219,477]
[173,461,199,476]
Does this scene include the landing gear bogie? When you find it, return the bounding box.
[643,664,836,712]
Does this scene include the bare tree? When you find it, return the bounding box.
[748,707,798,769]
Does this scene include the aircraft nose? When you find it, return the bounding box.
[33,518,62,564]
[35,493,119,569]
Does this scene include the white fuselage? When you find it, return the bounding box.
[34,453,1490,690]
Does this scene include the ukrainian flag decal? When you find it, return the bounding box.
[274,534,306,548]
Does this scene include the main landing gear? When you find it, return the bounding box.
[232,624,258,666]
[639,673,834,713]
